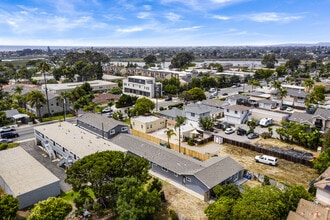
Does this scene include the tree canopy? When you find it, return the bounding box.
[132,97,156,115]
[0,194,19,219]
[169,52,194,70]
[182,87,206,102]
[143,54,157,65]
[28,197,72,220]
[262,54,278,68]
[65,151,162,218]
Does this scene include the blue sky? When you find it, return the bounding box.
[0,0,329,47]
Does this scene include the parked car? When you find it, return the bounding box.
[222,93,228,96]
[247,132,259,139]
[237,127,247,136]
[280,105,287,110]
[286,107,293,111]
[224,127,235,134]
[209,88,217,93]
[165,96,172,101]
[101,107,112,114]
[259,118,273,127]
[0,138,13,143]
[0,126,15,133]
[255,155,278,166]
[1,132,19,139]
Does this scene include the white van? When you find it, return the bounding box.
[255,155,278,166]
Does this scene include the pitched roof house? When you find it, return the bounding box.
[110,133,244,201]
[314,166,330,206]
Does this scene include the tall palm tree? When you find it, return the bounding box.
[37,61,51,117]
[56,91,71,121]
[271,80,287,106]
[302,79,314,93]
[12,85,26,109]
[27,90,46,121]
[174,116,187,154]
[164,128,176,148]
[247,79,261,92]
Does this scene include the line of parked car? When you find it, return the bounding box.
[0,126,19,143]
[224,127,260,139]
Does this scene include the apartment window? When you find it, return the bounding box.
[186,177,192,182]
[235,111,238,114]
[226,109,229,112]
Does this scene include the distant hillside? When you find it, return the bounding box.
[273,42,330,47]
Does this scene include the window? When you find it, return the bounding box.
[226,109,229,112]
[110,129,115,134]
[150,124,152,128]
[186,177,191,182]
[121,127,128,132]
[162,167,168,172]
[191,113,195,117]
[235,111,238,114]
[141,125,143,129]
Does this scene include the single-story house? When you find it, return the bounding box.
[110,133,244,201]
[287,198,330,220]
[314,166,330,206]
[157,107,185,127]
[131,115,166,133]
[0,147,60,209]
[289,108,330,131]
[256,99,277,110]
[250,108,289,125]
[76,113,129,139]
[226,94,250,106]
[4,109,29,123]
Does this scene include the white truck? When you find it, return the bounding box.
[259,118,273,127]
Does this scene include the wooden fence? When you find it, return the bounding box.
[131,129,211,161]
[223,138,313,167]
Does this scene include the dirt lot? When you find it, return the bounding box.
[219,138,319,188]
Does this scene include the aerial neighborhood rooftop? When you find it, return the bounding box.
[1,47,330,219]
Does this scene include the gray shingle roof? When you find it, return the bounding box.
[184,103,212,114]
[157,107,185,119]
[313,108,330,120]
[201,99,229,108]
[77,113,128,131]
[287,89,307,98]
[257,99,277,104]
[289,112,313,125]
[110,133,243,189]
[225,104,250,111]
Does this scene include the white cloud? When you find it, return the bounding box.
[248,12,302,23]
[177,26,202,31]
[137,12,151,19]
[213,15,231,20]
[165,12,181,22]
[116,26,144,33]
[143,5,152,11]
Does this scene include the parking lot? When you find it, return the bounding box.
[20,140,72,193]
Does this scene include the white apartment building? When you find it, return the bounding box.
[123,76,162,98]
[42,80,117,95]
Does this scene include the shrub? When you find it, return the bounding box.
[188,138,195,146]
[260,132,271,139]
[168,208,179,220]
[0,143,9,151]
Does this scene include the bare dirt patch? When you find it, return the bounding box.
[160,181,208,220]
[219,138,319,188]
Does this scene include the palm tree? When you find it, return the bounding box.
[37,61,51,117]
[247,79,261,92]
[56,91,71,121]
[27,90,46,121]
[12,85,23,95]
[12,85,26,109]
[270,80,288,106]
[164,128,176,148]
[302,79,314,93]
[174,116,187,154]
